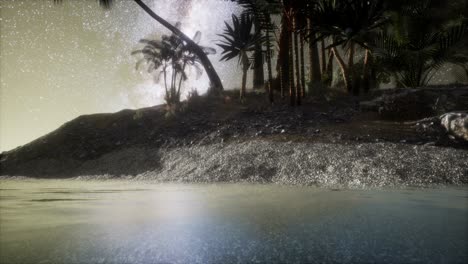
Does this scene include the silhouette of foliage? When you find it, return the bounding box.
[217,14,265,99]
[133,23,216,105]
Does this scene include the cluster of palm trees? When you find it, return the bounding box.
[218,0,468,106]
[132,24,216,105]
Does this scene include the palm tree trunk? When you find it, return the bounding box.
[308,18,321,95]
[240,51,249,100]
[253,18,265,90]
[241,68,248,100]
[133,0,223,95]
[362,49,371,93]
[177,62,187,99]
[326,50,333,86]
[171,63,177,98]
[321,39,327,75]
[299,30,306,98]
[347,42,356,94]
[288,23,295,106]
[293,16,301,105]
[265,21,274,103]
[279,14,290,99]
[332,47,352,93]
[163,64,168,97]
[417,61,424,87]
[348,42,355,69]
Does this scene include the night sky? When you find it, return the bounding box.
[0,0,242,151]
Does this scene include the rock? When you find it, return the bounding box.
[440,112,468,141]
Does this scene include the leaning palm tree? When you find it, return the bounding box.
[54,0,224,95]
[217,14,264,100]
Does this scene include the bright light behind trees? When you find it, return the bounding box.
[0,0,241,151]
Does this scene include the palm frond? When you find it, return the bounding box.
[216,14,264,65]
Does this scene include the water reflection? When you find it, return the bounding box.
[0,180,467,263]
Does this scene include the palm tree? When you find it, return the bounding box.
[132,27,216,105]
[232,0,282,102]
[372,18,468,88]
[293,13,302,105]
[284,7,296,106]
[54,0,224,95]
[308,19,322,93]
[299,21,306,97]
[217,14,264,100]
[289,1,312,100]
[264,18,276,103]
[278,11,290,99]
[132,38,172,101]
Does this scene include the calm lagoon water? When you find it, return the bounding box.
[0,180,467,263]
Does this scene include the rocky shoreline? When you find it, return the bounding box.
[2,139,468,187]
[1,88,467,187]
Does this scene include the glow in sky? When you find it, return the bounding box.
[0,0,242,151]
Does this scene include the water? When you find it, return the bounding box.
[0,180,467,264]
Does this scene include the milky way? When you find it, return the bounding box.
[0,0,242,151]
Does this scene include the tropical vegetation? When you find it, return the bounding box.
[132,24,216,105]
[56,0,468,106]
[221,0,467,104]
[217,14,265,100]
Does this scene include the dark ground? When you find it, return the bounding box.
[1,86,467,177]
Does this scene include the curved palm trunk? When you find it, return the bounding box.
[134,0,223,95]
[332,47,352,93]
